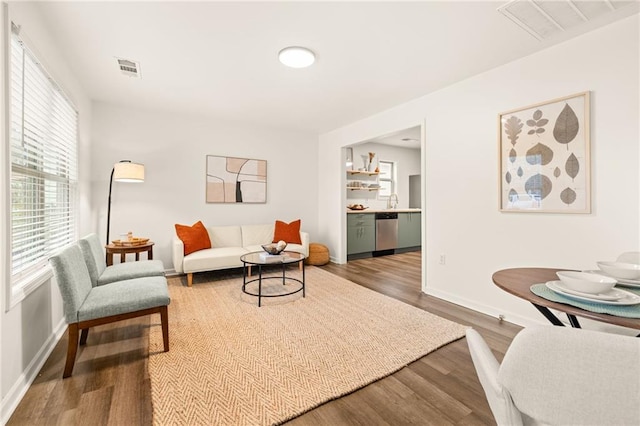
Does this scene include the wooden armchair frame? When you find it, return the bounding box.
[64,306,169,378]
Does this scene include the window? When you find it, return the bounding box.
[8,25,78,301]
[378,160,395,198]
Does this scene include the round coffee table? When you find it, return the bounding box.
[240,251,305,307]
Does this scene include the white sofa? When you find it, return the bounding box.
[172,223,309,286]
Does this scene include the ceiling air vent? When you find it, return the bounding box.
[498,0,635,40]
[116,58,141,78]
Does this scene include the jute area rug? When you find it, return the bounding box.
[148,266,466,425]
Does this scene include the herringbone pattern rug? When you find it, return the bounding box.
[148,266,466,425]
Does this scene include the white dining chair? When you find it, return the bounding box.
[467,326,640,426]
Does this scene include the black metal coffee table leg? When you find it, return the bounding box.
[258,265,263,307]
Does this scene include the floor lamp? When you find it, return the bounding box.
[106,160,145,247]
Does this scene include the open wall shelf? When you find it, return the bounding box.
[347,170,379,176]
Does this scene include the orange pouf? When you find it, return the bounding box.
[306,243,330,266]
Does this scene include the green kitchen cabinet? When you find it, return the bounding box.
[398,212,421,248]
[347,213,375,255]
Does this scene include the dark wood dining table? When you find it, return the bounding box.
[492,267,640,333]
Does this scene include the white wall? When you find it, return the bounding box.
[0,3,92,423]
[348,142,420,211]
[90,102,319,271]
[319,16,640,328]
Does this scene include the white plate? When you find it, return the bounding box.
[548,281,623,300]
[546,281,640,305]
[584,270,640,288]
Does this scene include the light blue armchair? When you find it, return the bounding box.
[50,244,170,378]
[78,233,165,286]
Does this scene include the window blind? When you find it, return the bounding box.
[9,27,78,285]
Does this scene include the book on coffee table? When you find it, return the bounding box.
[259,252,286,263]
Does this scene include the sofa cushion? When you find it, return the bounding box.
[241,224,274,247]
[208,225,243,248]
[175,221,211,255]
[273,219,302,244]
[282,243,306,255]
[183,247,248,273]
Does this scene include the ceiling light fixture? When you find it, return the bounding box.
[278,46,315,68]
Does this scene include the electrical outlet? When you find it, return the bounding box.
[439,255,446,265]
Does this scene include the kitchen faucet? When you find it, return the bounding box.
[387,193,399,209]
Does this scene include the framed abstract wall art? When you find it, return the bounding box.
[206,155,267,203]
[498,91,590,213]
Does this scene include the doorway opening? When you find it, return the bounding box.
[343,125,424,291]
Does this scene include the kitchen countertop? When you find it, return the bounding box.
[346,208,421,214]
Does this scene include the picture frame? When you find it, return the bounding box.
[345,147,354,170]
[498,91,590,213]
[206,155,267,203]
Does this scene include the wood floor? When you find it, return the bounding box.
[8,251,521,425]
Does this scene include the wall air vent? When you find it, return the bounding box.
[498,0,635,41]
[116,58,141,78]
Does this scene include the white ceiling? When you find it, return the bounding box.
[367,126,422,150]
[32,1,639,134]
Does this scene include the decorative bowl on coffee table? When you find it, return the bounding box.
[261,241,287,255]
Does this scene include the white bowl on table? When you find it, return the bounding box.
[556,271,616,294]
[597,261,640,280]
[616,252,640,264]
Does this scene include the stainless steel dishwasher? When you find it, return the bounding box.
[375,212,398,251]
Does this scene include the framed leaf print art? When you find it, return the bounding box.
[499,91,590,213]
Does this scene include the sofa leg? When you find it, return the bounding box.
[64,323,79,378]
[299,262,303,271]
[160,306,169,352]
[187,273,193,287]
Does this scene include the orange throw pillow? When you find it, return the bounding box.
[273,219,302,244]
[175,221,212,255]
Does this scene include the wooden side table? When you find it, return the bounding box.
[105,242,154,266]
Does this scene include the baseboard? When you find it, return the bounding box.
[1,318,67,424]
[164,268,179,277]
[423,286,545,329]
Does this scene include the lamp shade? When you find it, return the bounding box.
[113,161,144,182]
